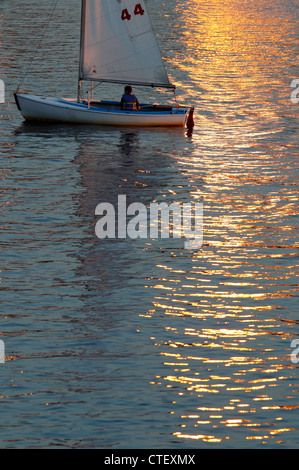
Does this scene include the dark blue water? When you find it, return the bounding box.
[0,0,298,448]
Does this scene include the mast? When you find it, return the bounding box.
[77,0,86,102]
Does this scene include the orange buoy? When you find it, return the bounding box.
[186,107,194,128]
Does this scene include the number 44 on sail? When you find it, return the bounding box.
[14,0,194,128]
[121,2,145,20]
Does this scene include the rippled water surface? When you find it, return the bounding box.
[0,0,298,448]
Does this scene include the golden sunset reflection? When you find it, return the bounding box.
[144,253,297,446]
[140,1,298,445]
[173,0,295,112]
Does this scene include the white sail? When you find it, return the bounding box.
[79,0,173,88]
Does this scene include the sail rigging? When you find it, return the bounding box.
[78,0,174,88]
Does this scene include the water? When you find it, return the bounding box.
[0,0,298,449]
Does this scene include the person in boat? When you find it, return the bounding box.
[121,85,140,111]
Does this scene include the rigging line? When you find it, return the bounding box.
[16,0,60,92]
[174,88,180,109]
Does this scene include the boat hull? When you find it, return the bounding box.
[14,94,190,127]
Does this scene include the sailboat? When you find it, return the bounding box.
[14,0,194,128]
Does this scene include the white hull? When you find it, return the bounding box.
[15,94,191,127]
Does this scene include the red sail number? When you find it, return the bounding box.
[121,3,145,21]
[134,4,145,16]
[121,8,131,21]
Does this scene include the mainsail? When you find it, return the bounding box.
[79,0,174,88]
